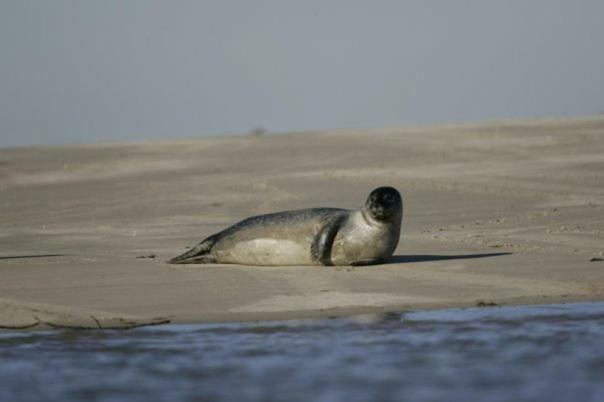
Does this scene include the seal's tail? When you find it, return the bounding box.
[167,234,219,264]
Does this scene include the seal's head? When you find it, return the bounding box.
[364,186,402,221]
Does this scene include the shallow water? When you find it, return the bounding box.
[1,302,604,402]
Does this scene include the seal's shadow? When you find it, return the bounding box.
[0,254,65,261]
[387,252,511,264]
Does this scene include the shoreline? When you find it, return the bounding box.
[2,294,604,333]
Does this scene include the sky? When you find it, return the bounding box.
[1,0,603,147]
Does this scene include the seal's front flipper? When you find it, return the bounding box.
[311,215,346,266]
[167,234,219,264]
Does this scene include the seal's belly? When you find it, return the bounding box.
[214,238,313,266]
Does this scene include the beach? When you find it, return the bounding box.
[1,117,603,329]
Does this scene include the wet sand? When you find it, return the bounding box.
[1,117,603,329]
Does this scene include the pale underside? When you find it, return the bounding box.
[213,238,313,266]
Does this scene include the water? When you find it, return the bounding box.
[1,302,604,402]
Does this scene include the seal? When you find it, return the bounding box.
[168,186,402,266]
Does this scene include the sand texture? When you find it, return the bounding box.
[1,117,604,329]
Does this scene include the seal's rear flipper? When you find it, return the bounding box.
[167,234,219,264]
[168,254,217,264]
